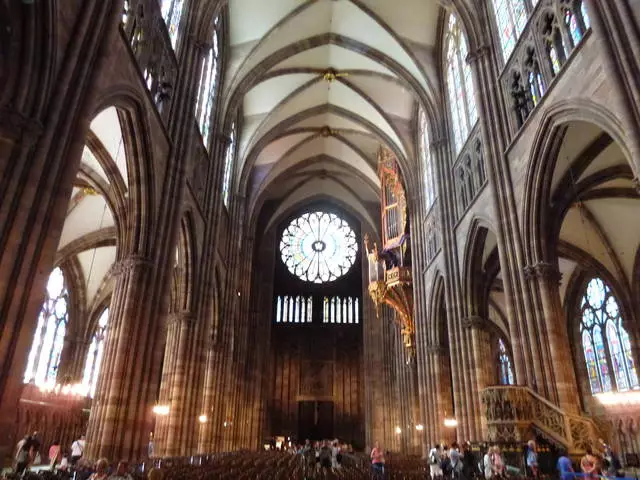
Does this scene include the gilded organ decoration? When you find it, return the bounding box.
[365,147,414,354]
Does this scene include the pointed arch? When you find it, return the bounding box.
[444,13,478,154]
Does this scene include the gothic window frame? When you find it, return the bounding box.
[577,277,639,394]
[160,0,186,51]
[419,109,437,211]
[81,308,109,398]
[279,211,358,284]
[222,121,237,208]
[195,15,222,151]
[497,337,516,385]
[490,0,532,62]
[23,267,70,387]
[445,14,478,155]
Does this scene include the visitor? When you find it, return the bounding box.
[441,444,452,478]
[108,460,133,480]
[430,444,443,479]
[71,434,87,465]
[581,446,600,479]
[526,440,539,478]
[450,442,463,480]
[371,441,385,478]
[319,440,332,471]
[57,452,70,472]
[491,446,505,478]
[331,439,341,469]
[49,439,61,469]
[14,434,30,475]
[483,446,493,480]
[89,458,110,480]
[461,441,476,480]
[556,449,574,480]
[603,443,622,477]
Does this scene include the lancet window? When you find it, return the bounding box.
[323,297,360,324]
[82,308,109,398]
[222,122,236,208]
[580,277,639,394]
[195,16,221,150]
[24,268,69,387]
[161,0,185,50]
[445,14,478,154]
[498,338,515,385]
[491,0,529,60]
[275,296,313,324]
[419,109,436,210]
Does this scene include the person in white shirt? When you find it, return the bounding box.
[71,435,86,465]
[429,444,443,479]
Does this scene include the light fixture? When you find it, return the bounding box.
[37,382,89,398]
[198,414,208,424]
[152,404,170,416]
[237,291,241,297]
[595,391,640,406]
[444,417,458,428]
[395,426,402,434]
[415,424,424,431]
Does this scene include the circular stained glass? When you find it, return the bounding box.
[280,211,357,283]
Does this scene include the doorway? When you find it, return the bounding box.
[298,401,334,441]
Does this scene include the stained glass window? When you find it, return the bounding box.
[82,309,109,398]
[24,268,69,387]
[581,2,590,29]
[565,10,582,46]
[446,14,478,154]
[275,296,312,323]
[195,16,221,150]
[280,211,357,283]
[222,122,236,208]
[580,277,639,394]
[419,109,436,209]
[161,0,185,50]
[491,0,528,60]
[498,338,515,385]
[549,45,561,75]
[323,296,360,324]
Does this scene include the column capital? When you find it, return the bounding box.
[466,45,492,65]
[111,255,154,276]
[429,137,448,150]
[523,261,562,282]
[0,106,43,146]
[461,315,486,330]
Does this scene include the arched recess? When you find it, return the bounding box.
[424,273,455,444]
[170,213,197,314]
[523,104,640,449]
[22,96,153,398]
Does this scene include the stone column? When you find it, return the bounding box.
[85,255,161,462]
[524,262,580,414]
[462,316,491,438]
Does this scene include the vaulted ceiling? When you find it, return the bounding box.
[222,0,444,228]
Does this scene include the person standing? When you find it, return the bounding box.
[71,435,86,465]
[581,446,600,479]
[483,447,494,480]
[556,449,574,480]
[430,444,443,480]
[49,439,61,469]
[526,440,539,478]
[371,442,385,478]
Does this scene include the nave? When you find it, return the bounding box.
[1,0,640,475]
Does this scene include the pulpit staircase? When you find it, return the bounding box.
[482,386,601,455]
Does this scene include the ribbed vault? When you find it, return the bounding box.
[222,0,444,226]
